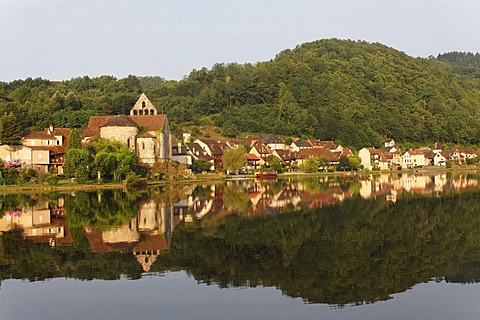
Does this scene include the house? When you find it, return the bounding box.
[384,151,401,168]
[423,151,436,166]
[402,150,425,168]
[82,94,171,164]
[194,139,227,169]
[262,134,286,150]
[296,148,339,167]
[171,136,192,165]
[246,153,261,171]
[290,140,313,152]
[307,139,343,151]
[185,142,214,170]
[434,152,449,166]
[358,147,389,170]
[272,149,297,167]
[249,141,271,165]
[453,147,477,163]
[0,125,71,173]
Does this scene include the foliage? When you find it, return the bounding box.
[222,146,247,174]
[299,156,320,173]
[190,159,212,173]
[124,172,147,189]
[66,128,82,149]
[0,112,22,145]
[63,148,91,182]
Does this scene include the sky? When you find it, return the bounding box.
[1,0,480,82]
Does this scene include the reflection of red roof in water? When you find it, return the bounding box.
[248,192,261,199]
[133,235,168,252]
[86,231,168,254]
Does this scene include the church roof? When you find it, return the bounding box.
[83,114,167,138]
[102,115,138,128]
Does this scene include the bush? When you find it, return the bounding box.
[124,172,147,188]
[46,175,60,185]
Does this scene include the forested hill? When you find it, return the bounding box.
[2,39,480,149]
[436,51,480,78]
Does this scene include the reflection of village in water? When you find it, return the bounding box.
[1,172,479,272]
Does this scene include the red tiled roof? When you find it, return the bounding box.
[297,148,337,161]
[247,153,260,161]
[23,131,56,140]
[83,114,166,138]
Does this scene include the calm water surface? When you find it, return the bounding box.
[1,172,480,320]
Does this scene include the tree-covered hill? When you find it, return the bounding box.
[435,51,480,78]
[2,39,480,149]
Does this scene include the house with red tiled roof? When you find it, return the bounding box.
[0,124,71,173]
[82,94,171,164]
[307,139,342,151]
[249,141,271,164]
[246,153,261,170]
[296,148,339,166]
[194,139,227,169]
[272,149,297,167]
[453,147,477,163]
[186,142,214,170]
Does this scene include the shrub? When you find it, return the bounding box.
[124,172,147,188]
[46,175,60,185]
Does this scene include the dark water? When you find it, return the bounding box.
[1,172,480,319]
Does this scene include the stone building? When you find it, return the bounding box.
[82,94,171,164]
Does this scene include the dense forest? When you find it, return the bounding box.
[2,39,480,149]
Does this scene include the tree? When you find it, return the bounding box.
[318,157,330,171]
[63,148,91,182]
[222,146,247,174]
[348,156,362,171]
[299,157,320,173]
[190,159,212,173]
[66,128,82,149]
[0,112,22,146]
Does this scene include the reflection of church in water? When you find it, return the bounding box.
[85,198,184,272]
[0,195,185,273]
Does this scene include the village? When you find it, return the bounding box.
[0,93,478,178]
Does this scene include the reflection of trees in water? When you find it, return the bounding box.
[169,191,480,306]
[222,184,250,214]
[2,180,480,305]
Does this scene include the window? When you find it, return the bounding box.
[142,142,145,150]
[127,138,131,148]
[150,109,155,115]
[133,110,138,115]
[139,110,143,115]
[142,101,146,108]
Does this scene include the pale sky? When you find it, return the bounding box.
[1,0,480,82]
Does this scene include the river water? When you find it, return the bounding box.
[1,172,479,320]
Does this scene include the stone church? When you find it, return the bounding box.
[82,93,171,164]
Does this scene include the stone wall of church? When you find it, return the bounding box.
[100,126,138,151]
[137,137,156,164]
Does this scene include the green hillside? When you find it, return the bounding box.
[1,39,480,149]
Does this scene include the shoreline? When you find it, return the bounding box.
[0,167,476,194]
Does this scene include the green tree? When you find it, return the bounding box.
[66,128,82,149]
[64,148,91,182]
[348,155,362,171]
[190,159,212,173]
[0,112,22,145]
[222,146,247,174]
[299,157,320,173]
